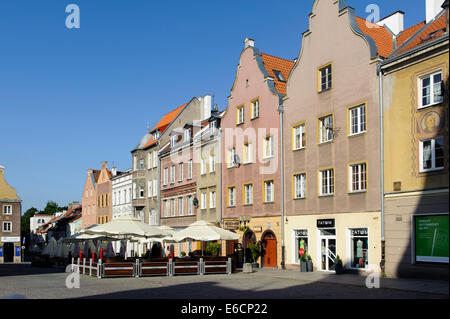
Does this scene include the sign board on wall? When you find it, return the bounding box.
[317,219,335,228]
[415,215,449,263]
[1,237,20,243]
[15,246,20,257]
[223,220,239,230]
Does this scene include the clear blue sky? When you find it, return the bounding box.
[0,0,426,213]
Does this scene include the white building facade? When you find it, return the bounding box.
[111,169,133,220]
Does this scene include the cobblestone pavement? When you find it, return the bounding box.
[0,263,447,299]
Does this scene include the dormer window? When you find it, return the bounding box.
[210,121,217,133]
[273,70,285,82]
[184,128,191,142]
[170,136,177,148]
[153,131,160,140]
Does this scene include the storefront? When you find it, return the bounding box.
[286,212,381,272]
[0,237,21,263]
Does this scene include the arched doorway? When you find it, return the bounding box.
[261,230,277,268]
[243,229,256,263]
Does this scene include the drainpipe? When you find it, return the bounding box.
[278,103,286,270]
[377,64,385,273]
[218,128,223,225]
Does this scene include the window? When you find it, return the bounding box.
[164,200,169,217]
[292,123,306,150]
[201,158,207,175]
[178,197,184,216]
[210,121,217,134]
[153,180,158,197]
[273,70,286,82]
[419,137,444,172]
[251,99,260,119]
[228,147,236,168]
[293,173,306,199]
[209,155,216,173]
[319,64,332,91]
[187,196,193,215]
[244,183,253,205]
[148,152,152,169]
[153,151,157,168]
[3,205,12,215]
[148,181,153,198]
[228,187,236,207]
[139,159,145,170]
[170,136,177,148]
[170,165,175,184]
[184,128,191,142]
[263,136,274,158]
[243,143,252,163]
[319,114,333,143]
[236,106,244,125]
[263,180,274,203]
[294,230,309,264]
[163,168,168,185]
[139,186,145,198]
[134,155,137,171]
[178,163,183,181]
[349,228,369,269]
[201,192,207,209]
[150,210,157,225]
[3,221,12,232]
[133,183,137,199]
[170,199,175,216]
[187,160,193,179]
[420,71,443,108]
[349,104,366,135]
[210,191,216,209]
[319,169,334,196]
[349,163,367,192]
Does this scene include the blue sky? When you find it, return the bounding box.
[0,0,426,212]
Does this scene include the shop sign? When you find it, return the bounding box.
[415,215,449,263]
[317,219,335,228]
[0,246,2,257]
[351,228,368,236]
[1,237,20,243]
[15,246,20,257]
[223,220,240,230]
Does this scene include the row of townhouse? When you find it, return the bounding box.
[79,0,449,278]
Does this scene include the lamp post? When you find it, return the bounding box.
[240,216,250,264]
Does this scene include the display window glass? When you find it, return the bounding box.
[349,228,368,269]
[294,229,308,264]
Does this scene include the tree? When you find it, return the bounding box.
[21,207,39,234]
[40,201,67,215]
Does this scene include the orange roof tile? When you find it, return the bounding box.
[394,12,447,56]
[396,21,426,46]
[260,53,295,95]
[356,17,394,58]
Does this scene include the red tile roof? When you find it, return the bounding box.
[92,170,101,182]
[396,21,426,46]
[260,53,295,95]
[356,17,394,58]
[393,12,447,56]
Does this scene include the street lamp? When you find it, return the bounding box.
[239,216,250,263]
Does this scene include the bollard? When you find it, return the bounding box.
[77,258,80,274]
[169,258,173,276]
[71,257,74,272]
[199,258,204,276]
[135,259,140,278]
[97,259,103,279]
[89,259,92,276]
[227,257,232,275]
[82,258,86,275]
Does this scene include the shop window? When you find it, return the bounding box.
[294,229,308,264]
[349,228,369,269]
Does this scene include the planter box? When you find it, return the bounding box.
[300,262,308,272]
[335,263,344,274]
[307,261,313,272]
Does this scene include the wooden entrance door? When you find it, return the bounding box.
[264,239,277,268]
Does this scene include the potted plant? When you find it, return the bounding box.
[206,242,220,256]
[300,253,308,272]
[180,251,186,258]
[307,254,314,272]
[248,242,261,269]
[335,255,344,274]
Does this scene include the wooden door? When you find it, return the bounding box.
[264,239,277,268]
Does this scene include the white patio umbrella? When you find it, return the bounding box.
[81,218,170,238]
[171,220,240,255]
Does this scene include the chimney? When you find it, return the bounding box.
[111,167,117,176]
[426,0,445,23]
[0,165,4,173]
[376,11,405,35]
[101,161,108,170]
[244,37,255,48]
[202,94,212,120]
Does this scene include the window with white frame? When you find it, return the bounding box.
[263,136,274,158]
[293,173,306,199]
[170,165,175,184]
[244,143,252,163]
[148,181,152,198]
[139,159,145,170]
[349,104,366,135]
[294,229,309,264]
[264,180,274,203]
[251,99,259,119]
[420,71,443,108]
[228,187,236,207]
[293,124,306,150]
[134,155,137,171]
[210,121,217,134]
[187,196,193,215]
[3,205,12,215]
[349,228,369,269]
[228,147,236,168]
[319,169,334,196]
[210,191,216,209]
[153,151,157,168]
[319,115,333,143]
[3,221,12,232]
[139,186,145,198]
[319,64,332,91]
[244,183,253,205]
[163,168,168,185]
[184,128,191,142]
[201,192,207,209]
[187,160,193,179]
[178,197,183,216]
[170,136,177,148]
[148,152,152,169]
[419,137,444,172]
[153,180,158,197]
[201,158,207,175]
[349,163,367,192]
[133,183,137,199]
[170,199,175,216]
[164,200,169,217]
[209,155,215,173]
[178,163,183,181]
[236,106,244,125]
[150,210,157,225]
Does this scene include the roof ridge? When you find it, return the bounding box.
[260,52,295,64]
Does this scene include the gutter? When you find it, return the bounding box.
[377,63,385,272]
